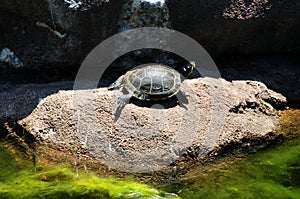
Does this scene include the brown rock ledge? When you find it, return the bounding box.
[18,77,286,173]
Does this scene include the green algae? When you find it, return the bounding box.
[0,146,20,182]
[0,144,179,199]
[1,109,299,199]
[162,109,300,199]
[0,162,179,199]
[175,137,300,199]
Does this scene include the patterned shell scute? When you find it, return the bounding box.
[124,65,181,100]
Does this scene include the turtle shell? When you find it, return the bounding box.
[123,65,181,100]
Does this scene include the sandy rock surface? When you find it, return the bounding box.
[19,77,286,173]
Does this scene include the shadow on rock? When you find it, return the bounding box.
[129,94,187,109]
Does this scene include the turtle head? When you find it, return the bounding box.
[180,61,195,78]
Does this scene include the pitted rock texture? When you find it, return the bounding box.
[19,78,286,173]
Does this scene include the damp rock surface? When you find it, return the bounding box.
[18,78,286,173]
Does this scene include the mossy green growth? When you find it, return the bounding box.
[0,146,21,182]
[163,109,300,199]
[0,145,179,199]
[0,164,179,199]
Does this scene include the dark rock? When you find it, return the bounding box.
[0,81,73,122]
[0,0,125,69]
[1,0,299,69]
[168,0,300,56]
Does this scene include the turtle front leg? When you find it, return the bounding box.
[114,94,131,121]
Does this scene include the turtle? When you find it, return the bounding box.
[108,61,195,119]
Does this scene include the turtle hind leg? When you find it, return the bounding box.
[114,94,131,121]
[108,75,124,90]
[133,91,148,101]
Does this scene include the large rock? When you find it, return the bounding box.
[18,78,286,173]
